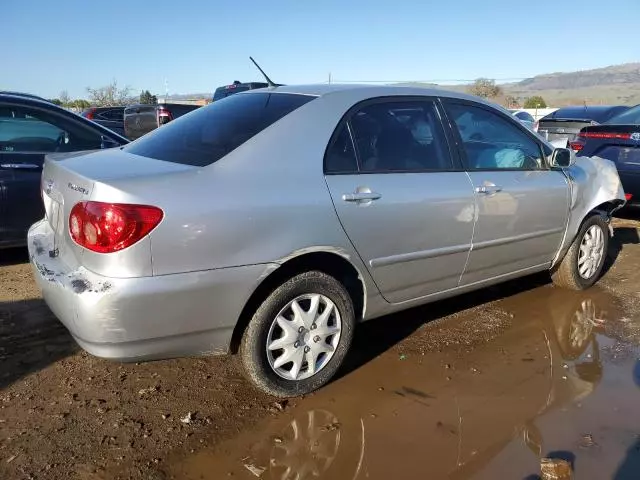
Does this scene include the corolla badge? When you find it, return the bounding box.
[631,132,640,141]
[67,182,89,195]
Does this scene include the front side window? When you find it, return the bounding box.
[0,104,104,153]
[348,100,453,173]
[446,103,544,170]
[125,93,315,166]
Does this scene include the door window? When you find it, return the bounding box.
[0,105,104,153]
[325,124,358,173]
[348,101,453,173]
[446,103,545,171]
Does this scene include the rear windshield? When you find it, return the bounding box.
[124,92,315,166]
[606,105,640,125]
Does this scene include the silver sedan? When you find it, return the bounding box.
[28,84,625,397]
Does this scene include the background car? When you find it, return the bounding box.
[537,105,630,147]
[80,106,126,137]
[0,92,128,249]
[510,109,538,132]
[572,104,640,206]
[212,80,285,102]
[123,103,200,140]
[28,85,623,399]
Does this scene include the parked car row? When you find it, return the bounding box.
[25,83,625,398]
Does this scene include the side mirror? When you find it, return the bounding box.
[550,148,574,168]
[100,135,121,149]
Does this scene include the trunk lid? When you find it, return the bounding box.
[578,124,640,169]
[537,119,594,144]
[41,148,195,266]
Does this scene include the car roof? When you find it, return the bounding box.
[242,83,496,105]
[0,91,51,103]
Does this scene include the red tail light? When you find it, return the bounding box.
[84,108,97,120]
[569,140,585,152]
[625,193,633,201]
[578,131,632,140]
[69,201,163,253]
[157,107,173,126]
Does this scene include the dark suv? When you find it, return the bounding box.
[81,106,125,136]
[212,81,283,102]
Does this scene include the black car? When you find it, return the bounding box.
[537,105,630,147]
[80,106,126,137]
[573,104,640,206]
[0,92,128,249]
[212,81,284,102]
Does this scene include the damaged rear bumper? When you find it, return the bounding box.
[27,220,276,361]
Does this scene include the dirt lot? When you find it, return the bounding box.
[2,219,640,479]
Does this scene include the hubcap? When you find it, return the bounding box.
[578,225,605,279]
[266,294,342,380]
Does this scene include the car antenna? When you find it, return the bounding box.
[249,56,276,88]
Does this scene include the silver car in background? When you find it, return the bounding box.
[29,85,625,397]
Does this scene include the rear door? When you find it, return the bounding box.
[0,102,114,246]
[442,100,570,285]
[324,97,476,303]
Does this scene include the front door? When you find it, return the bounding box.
[324,98,476,304]
[442,100,570,286]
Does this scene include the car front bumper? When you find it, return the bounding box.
[28,220,276,361]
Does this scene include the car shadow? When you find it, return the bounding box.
[614,438,640,480]
[340,272,550,378]
[0,247,29,267]
[0,298,78,390]
[605,225,640,275]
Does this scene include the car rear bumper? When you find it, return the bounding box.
[28,219,276,361]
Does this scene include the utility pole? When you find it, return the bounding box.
[328,72,332,84]
[164,78,169,102]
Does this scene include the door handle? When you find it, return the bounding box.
[0,163,40,170]
[342,192,382,203]
[475,185,503,195]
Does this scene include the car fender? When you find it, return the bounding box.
[551,155,626,268]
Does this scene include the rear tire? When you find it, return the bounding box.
[551,214,609,290]
[240,271,355,398]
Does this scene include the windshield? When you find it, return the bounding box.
[124,92,315,167]
[605,105,640,125]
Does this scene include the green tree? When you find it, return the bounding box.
[505,95,519,108]
[467,78,502,99]
[49,98,63,106]
[59,90,71,106]
[524,96,547,109]
[72,99,91,110]
[139,90,158,105]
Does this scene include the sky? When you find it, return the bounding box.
[4,0,639,99]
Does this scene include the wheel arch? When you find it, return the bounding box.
[229,251,367,354]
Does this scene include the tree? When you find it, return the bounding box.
[139,90,158,105]
[505,95,520,108]
[49,98,63,106]
[467,78,502,99]
[86,80,133,106]
[71,99,91,110]
[524,96,547,109]
[59,90,71,106]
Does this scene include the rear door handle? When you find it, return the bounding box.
[0,163,41,170]
[342,192,382,203]
[475,185,503,195]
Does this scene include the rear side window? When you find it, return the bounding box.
[124,93,315,166]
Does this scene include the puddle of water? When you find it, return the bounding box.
[169,286,640,480]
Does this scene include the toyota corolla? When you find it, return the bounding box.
[28,84,625,397]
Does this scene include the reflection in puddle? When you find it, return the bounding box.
[172,287,640,480]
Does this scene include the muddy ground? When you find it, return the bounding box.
[2,219,640,479]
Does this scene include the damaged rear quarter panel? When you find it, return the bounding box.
[552,155,626,267]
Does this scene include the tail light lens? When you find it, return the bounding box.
[157,107,173,126]
[69,201,163,253]
[84,108,96,120]
[569,140,585,152]
[578,131,632,140]
[625,193,633,201]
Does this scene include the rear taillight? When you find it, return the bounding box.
[578,131,632,140]
[69,201,163,253]
[569,140,585,152]
[84,108,96,120]
[157,107,173,126]
[625,193,633,201]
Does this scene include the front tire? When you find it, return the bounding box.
[240,271,355,397]
[551,214,609,290]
